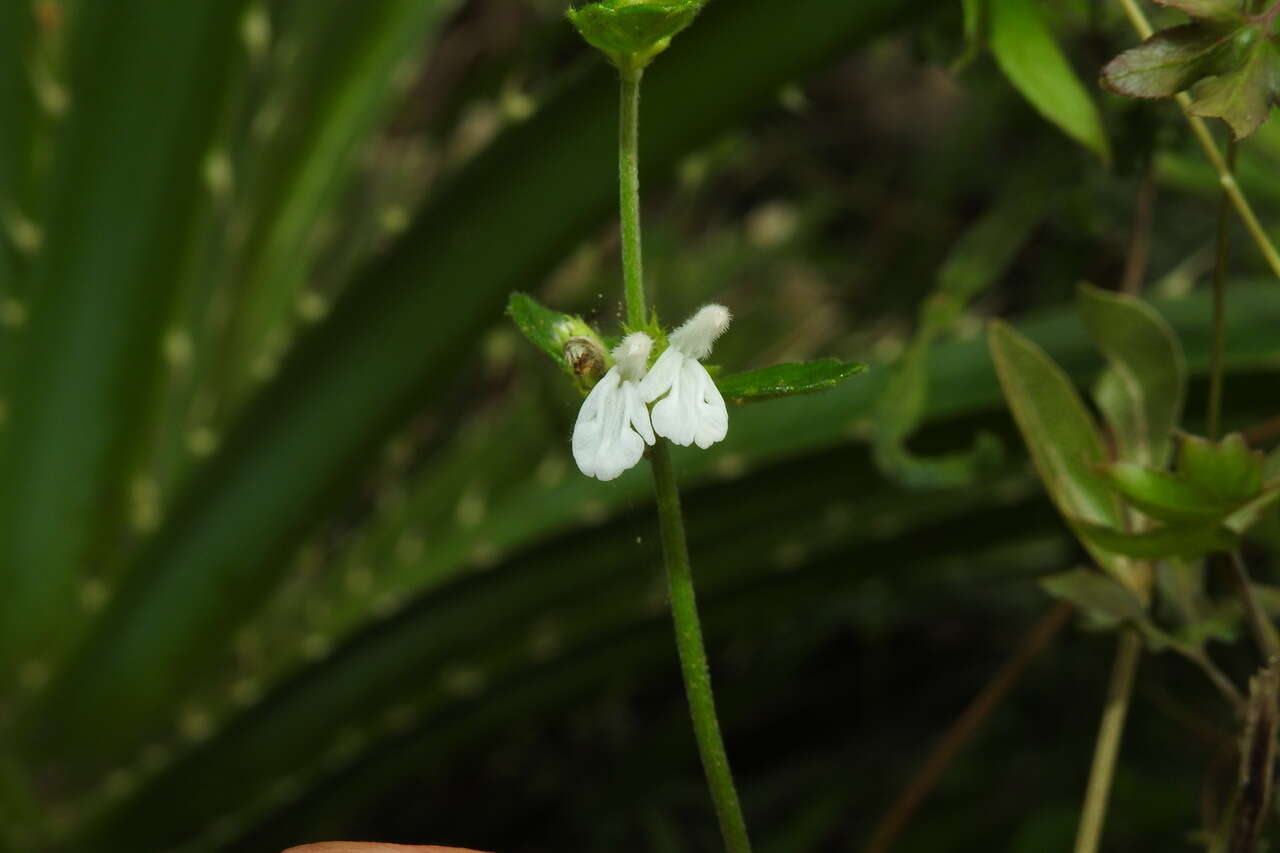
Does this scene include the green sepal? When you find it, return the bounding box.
[1178,432,1263,504]
[506,292,607,386]
[567,1,703,73]
[715,359,866,403]
[1101,461,1239,523]
[1041,567,1150,632]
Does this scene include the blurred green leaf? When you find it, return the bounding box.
[217,0,460,408]
[0,0,252,684]
[1077,283,1185,468]
[1159,0,1246,25]
[1075,519,1236,559]
[874,185,1047,488]
[26,0,936,763]
[716,359,866,403]
[1041,567,1149,628]
[987,319,1130,581]
[1102,462,1238,523]
[988,0,1111,163]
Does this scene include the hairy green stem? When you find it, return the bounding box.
[1115,0,1280,281]
[1074,629,1142,853]
[650,443,753,853]
[615,63,752,853]
[1208,139,1237,439]
[619,69,647,328]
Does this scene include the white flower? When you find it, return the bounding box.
[638,304,730,449]
[572,332,656,480]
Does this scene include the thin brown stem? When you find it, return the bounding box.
[1122,162,1157,295]
[1074,629,1142,853]
[863,603,1072,853]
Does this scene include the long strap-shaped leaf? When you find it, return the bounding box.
[0,0,251,686]
[26,0,941,762]
[73,286,1280,847]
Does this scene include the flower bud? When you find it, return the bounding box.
[567,0,703,74]
[564,336,606,383]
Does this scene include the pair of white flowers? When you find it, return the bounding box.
[573,304,731,481]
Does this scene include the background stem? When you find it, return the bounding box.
[650,443,754,853]
[619,69,647,328]
[1208,139,1237,440]
[1074,629,1142,853]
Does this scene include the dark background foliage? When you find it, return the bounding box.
[1,0,1279,850]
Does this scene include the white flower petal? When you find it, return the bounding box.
[625,381,655,446]
[669,304,731,360]
[637,346,682,403]
[572,368,652,480]
[692,361,728,449]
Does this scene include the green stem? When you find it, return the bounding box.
[650,443,753,853]
[619,68,647,328]
[1208,139,1237,440]
[1115,0,1280,281]
[615,65,752,853]
[1073,629,1142,853]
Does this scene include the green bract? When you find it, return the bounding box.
[567,0,703,73]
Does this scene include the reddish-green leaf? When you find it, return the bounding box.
[1188,37,1280,138]
[1101,24,1241,99]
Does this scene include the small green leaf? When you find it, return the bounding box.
[1041,567,1150,628]
[505,292,600,377]
[715,359,866,403]
[1102,462,1235,523]
[988,320,1131,581]
[1157,0,1246,25]
[1179,432,1263,504]
[1187,35,1280,139]
[1075,519,1237,559]
[988,0,1111,163]
[1077,283,1186,467]
[567,1,702,71]
[1100,24,1241,100]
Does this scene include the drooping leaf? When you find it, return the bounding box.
[988,0,1111,163]
[1077,283,1185,467]
[715,359,866,403]
[987,320,1130,581]
[1075,519,1237,559]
